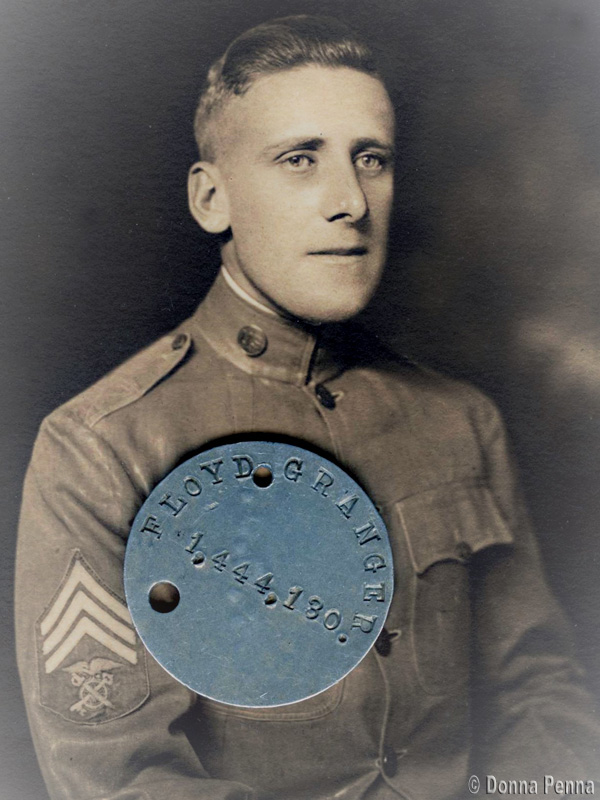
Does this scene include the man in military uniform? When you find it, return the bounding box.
[15,15,600,800]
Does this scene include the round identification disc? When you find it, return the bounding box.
[124,441,393,707]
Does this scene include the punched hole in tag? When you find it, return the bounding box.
[253,465,273,488]
[149,581,180,613]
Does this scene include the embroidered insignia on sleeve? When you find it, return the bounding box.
[36,551,150,725]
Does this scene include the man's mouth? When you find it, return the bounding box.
[307,247,368,256]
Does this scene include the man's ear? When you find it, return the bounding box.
[187,161,231,234]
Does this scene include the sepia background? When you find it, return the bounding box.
[2,0,600,796]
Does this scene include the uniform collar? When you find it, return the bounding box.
[188,268,342,387]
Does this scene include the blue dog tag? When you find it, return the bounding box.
[124,441,393,707]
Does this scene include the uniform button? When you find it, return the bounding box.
[315,383,336,409]
[381,747,398,778]
[455,542,472,562]
[375,627,400,657]
[237,325,268,357]
[171,333,187,351]
[375,627,391,657]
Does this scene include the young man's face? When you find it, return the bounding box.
[212,66,395,324]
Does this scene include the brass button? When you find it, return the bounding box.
[315,383,336,409]
[171,333,187,351]
[381,747,398,778]
[455,542,472,562]
[237,325,268,357]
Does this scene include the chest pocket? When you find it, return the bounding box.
[395,482,513,696]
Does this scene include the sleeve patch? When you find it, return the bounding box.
[36,551,150,725]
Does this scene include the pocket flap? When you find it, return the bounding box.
[396,482,514,575]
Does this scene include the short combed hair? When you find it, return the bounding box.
[194,15,380,161]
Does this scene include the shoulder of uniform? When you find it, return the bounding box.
[340,319,421,372]
[391,357,504,433]
[412,360,494,405]
[59,328,193,428]
[345,320,497,411]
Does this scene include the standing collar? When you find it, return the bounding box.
[220,264,280,318]
[187,268,342,386]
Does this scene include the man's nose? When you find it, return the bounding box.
[320,163,368,223]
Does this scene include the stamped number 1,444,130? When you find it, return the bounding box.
[184,532,379,643]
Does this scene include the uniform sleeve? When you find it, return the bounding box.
[15,411,254,800]
[470,399,600,782]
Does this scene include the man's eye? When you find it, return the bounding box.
[355,153,386,171]
[281,154,314,171]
